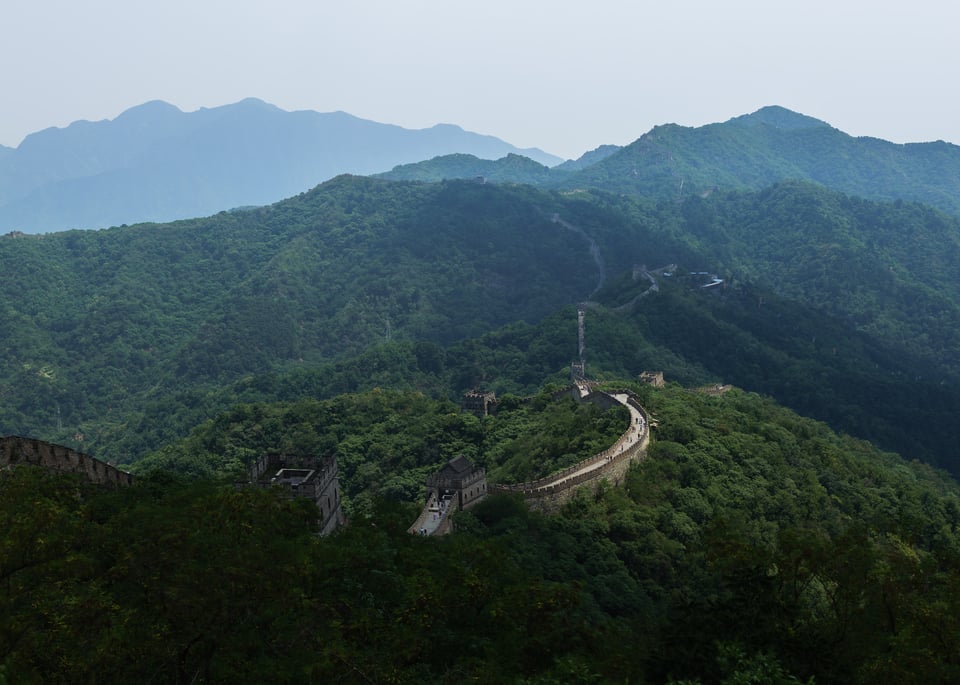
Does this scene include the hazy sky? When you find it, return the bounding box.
[3,0,958,159]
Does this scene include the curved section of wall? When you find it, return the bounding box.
[1,435,134,486]
[489,390,649,513]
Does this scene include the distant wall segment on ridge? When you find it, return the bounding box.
[0,435,134,486]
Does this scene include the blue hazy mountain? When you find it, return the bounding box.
[0,98,562,233]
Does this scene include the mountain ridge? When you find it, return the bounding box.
[381,105,960,217]
[4,174,960,476]
[559,109,960,212]
[726,104,831,130]
[0,99,562,233]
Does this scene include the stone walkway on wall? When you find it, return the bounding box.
[407,493,455,536]
[533,392,645,492]
[410,388,650,534]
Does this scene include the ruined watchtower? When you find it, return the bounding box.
[461,389,499,418]
[639,370,665,387]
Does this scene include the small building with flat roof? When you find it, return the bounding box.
[248,453,345,535]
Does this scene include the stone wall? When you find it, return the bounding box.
[518,438,643,515]
[317,470,346,535]
[490,391,650,515]
[461,390,499,417]
[414,389,651,532]
[249,453,345,535]
[0,435,134,486]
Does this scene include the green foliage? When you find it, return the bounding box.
[383,105,960,213]
[5,173,960,482]
[462,385,960,683]
[555,108,960,216]
[483,394,629,482]
[133,387,628,518]
[676,182,960,375]
[3,384,960,683]
[0,177,630,462]
[8,109,960,684]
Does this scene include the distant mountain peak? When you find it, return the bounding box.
[215,97,284,114]
[727,105,830,131]
[113,99,183,121]
[429,123,466,132]
[554,144,621,171]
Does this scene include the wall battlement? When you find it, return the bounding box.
[0,435,134,486]
[248,453,345,535]
[489,389,649,514]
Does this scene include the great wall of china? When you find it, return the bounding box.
[5,214,661,537]
[4,382,650,537]
[0,435,135,486]
[408,383,651,535]
[490,387,649,514]
[410,208,661,534]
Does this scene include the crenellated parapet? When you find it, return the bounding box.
[413,388,651,531]
[489,390,649,514]
[248,453,345,535]
[0,435,134,486]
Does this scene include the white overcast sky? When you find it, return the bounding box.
[2,0,958,159]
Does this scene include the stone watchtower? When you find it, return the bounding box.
[425,455,487,511]
[248,453,345,535]
[638,371,664,387]
[461,389,499,418]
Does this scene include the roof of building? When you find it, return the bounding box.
[439,455,477,478]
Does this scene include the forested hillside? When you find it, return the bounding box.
[5,103,960,684]
[131,387,629,518]
[0,177,639,461]
[4,384,959,683]
[4,174,960,476]
[558,106,960,214]
[379,106,960,218]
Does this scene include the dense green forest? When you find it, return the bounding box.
[0,177,629,457]
[557,108,960,211]
[131,388,628,518]
[4,384,959,683]
[4,174,960,477]
[6,119,960,684]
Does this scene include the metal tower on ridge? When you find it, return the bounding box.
[578,305,585,367]
[572,304,586,380]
